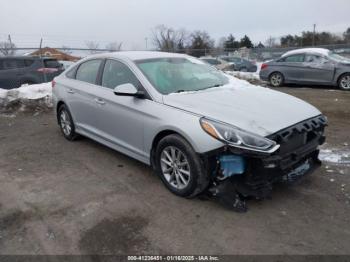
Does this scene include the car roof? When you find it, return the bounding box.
[282,48,330,57]
[87,51,189,61]
[0,56,54,60]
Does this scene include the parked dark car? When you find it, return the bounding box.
[199,57,234,71]
[0,56,64,89]
[259,48,350,90]
[220,56,257,72]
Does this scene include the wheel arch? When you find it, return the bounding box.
[268,71,284,80]
[150,129,193,168]
[337,72,350,87]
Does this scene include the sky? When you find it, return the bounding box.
[0,0,349,50]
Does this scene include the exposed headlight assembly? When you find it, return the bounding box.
[200,118,280,154]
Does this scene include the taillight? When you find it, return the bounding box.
[52,80,56,88]
[261,63,268,70]
[37,68,58,73]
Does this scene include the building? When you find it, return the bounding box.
[30,47,80,62]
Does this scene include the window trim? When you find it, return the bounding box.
[99,58,152,100]
[280,54,305,63]
[73,59,104,85]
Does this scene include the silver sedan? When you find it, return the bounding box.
[53,51,326,208]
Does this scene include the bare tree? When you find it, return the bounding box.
[85,41,100,54]
[105,42,123,52]
[0,41,16,56]
[152,25,189,52]
[265,36,278,48]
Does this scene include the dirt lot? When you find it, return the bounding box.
[0,85,349,255]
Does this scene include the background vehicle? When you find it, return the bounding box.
[259,48,350,90]
[59,60,75,70]
[53,51,326,209]
[221,56,257,72]
[199,56,234,71]
[0,56,64,89]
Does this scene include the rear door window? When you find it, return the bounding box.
[24,59,35,67]
[44,59,61,68]
[76,59,102,84]
[305,54,327,64]
[284,54,304,63]
[2,59,20,69]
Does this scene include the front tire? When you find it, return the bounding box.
[269,72,284,87]
[155,134,209,198]
[338,73,350,90]
[58,105,78,141]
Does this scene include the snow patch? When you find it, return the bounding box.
[319,147,350,165]
[0,82,53,112]
[282,48,330,57]
[225,71,260,81]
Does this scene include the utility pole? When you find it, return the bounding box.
[8,34,13,55]
[39,38,43,57]
[312,23,316,46]
[145,37,148,50]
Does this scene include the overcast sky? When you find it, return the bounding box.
[0,0,349,50]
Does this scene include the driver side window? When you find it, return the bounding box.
[102,59,140,89]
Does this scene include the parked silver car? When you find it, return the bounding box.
[53,51,327,210]
[260,48,350,90]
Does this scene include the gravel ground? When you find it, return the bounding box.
[0,85,349,255]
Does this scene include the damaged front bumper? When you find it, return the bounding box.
[201,115,327,199]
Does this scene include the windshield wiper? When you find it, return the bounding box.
[201,84,222,90]
[174,89,186,93]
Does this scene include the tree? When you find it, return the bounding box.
[256,42,265,48]
[0,41,16,56]
[85,41,100,54]
[265,36,278,48]
[105,42,123,51]
[151,25,188,52]
[239,35,253,48]
[188,30,214,57]
[224,34,240,50]
[217,37,227,49]
[344,27,350,43]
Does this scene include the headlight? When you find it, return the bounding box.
[200,118,280,153]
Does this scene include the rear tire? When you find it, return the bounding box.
[58,104,79,141]
[155,134,209,198]
[338,73,350,90]
[269,72,284,87]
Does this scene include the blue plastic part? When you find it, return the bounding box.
[218,155,245,178]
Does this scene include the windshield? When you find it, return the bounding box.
[328,52,350,63]
[135,57,229,94]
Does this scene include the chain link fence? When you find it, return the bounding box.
[2,44,350,62]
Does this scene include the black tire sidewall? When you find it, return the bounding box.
[58,105,77,141]
[155,135,208,198]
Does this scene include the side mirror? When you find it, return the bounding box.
[113,83,145,98]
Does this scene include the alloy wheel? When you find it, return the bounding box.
[270,73,283,87]
[160,146,191,190]
[340,75,350,90]
[60,110,72,136]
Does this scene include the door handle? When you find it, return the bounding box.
[94,98,106,105]
[67,89,75,94]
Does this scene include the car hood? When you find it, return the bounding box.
[163,85,321,137]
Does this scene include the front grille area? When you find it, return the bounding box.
[268,115,327,155]
[239,115,327,197]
